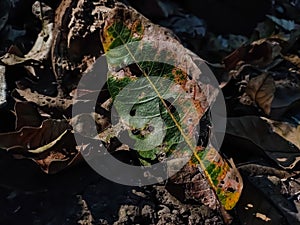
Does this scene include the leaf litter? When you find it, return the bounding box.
[0,0,300,225]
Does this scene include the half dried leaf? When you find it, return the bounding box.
[101,2,242,211]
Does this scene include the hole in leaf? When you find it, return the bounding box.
[130,108,136,116]
[131,129,140,135]
[148,125,154,132]
[227,187,235,193]
[164,99,176,113]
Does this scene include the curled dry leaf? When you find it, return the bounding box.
[0,117,79,174]
[0,1,54,65]
[0,119,70,151]
[245,73,276,115]
[18,131,79,174]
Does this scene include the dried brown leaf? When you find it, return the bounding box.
[245,73,276,115]
[0,119,70,151]
[15,88,73,110]
[0,118,79,174]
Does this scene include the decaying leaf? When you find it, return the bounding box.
[15,88,73,110]
[0,1,54,65]
[51,0,114,95]
[245,73,276,115]
[101,3,242,211]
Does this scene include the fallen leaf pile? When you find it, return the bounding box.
[0,0,300,224]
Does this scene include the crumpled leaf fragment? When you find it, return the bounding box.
[51,0,114,95]
[270,77,300,119]
[254,19,276,39]
[0,1,53,65]
[70,112,110,139]
[245,73,276,115]
[207,34,248,54]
